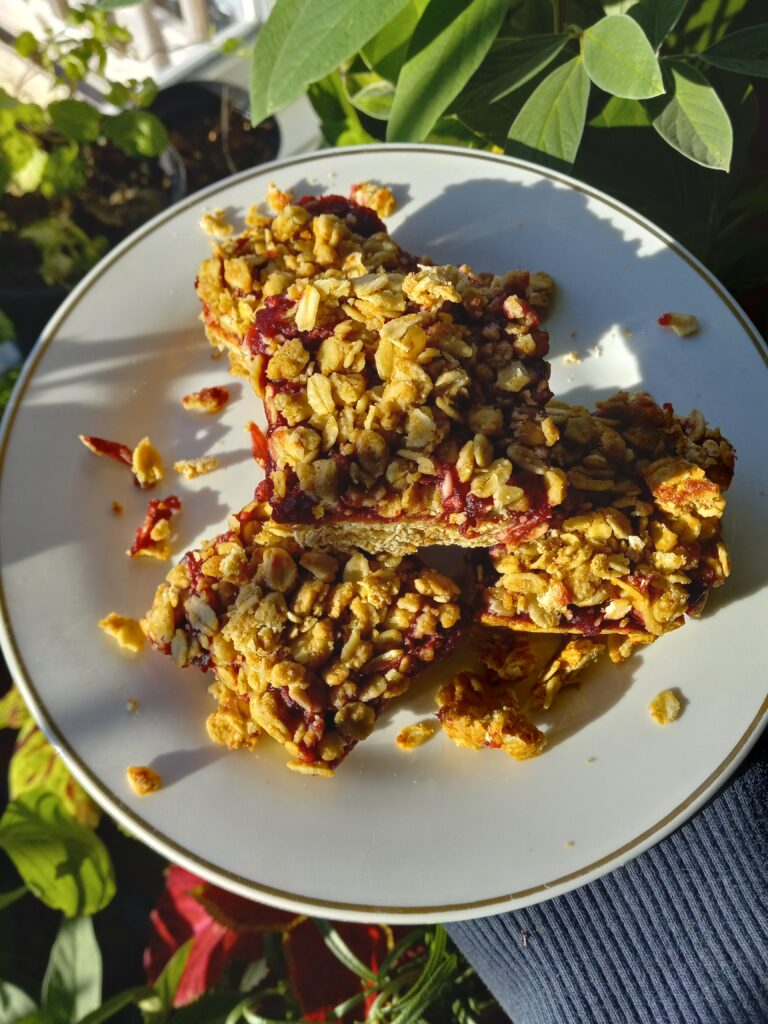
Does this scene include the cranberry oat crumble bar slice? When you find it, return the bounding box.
[142,501,462,776]
[478,392,735,641]
[196,187,562,554]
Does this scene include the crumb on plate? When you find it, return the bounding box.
[649,688,682,725]
[181,386,229,413]
[98,613,145,652]
[658,312,699,337]
[396,721,437,750]
[126,765,162,795]
[174,456,220,480]
[112,500,123,515]
[131,437,164,489]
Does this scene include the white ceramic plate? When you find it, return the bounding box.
[1,146,766,924]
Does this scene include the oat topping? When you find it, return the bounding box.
[131,437,164,489]
[436,670,545,761]
[529,637,604,710]
[649,688,683,725]
[396,721,437,750]
[658,312,699,337]
[143,500,462,775]
[174,456,220,480]
[98,612,145,652]
[350,182,397,218]
[195,186,559,554]
[480,392,734,640]
[126,765,162,795]
[181,386,230,413]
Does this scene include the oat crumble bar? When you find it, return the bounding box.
[142,501,462,775]
[195,187,561,554]
[479,392,735,639]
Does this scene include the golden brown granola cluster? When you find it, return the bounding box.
[142,500,461,776]
[480,392,734,639]
[195,186,561,553]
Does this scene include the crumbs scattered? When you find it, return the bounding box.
[200,208,233,237]
[658,312,699,337]
[587,343,603,359]
[396,721,437,750]
[129,495,181,560]
[563,351,582,365]
[585,756,597,764]
[98,613,145,653]
[126,765,162,796]
[112,500,123,515]
[649,689,683,725]
[126,698,140,714]
[565,840,575,848]
[174,456,220,480]
[131,437,164,489]
[181,386,229,414]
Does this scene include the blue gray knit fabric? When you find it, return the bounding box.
[448,730,768,1023]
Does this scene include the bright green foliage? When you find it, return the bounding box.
[0,790,115,916]
[582,14,664,98]
[386,0,511,141]
[19,216,108,287]
[360,0,430,82]
[249,0,412,125]
[648,60,733,169]
[507,57,591,167]
[103,110,167,158]
[48,101,102,144]
[42,917,102,1023]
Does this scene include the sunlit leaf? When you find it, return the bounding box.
[582,14,664,99]
[48,100,101,143]
[647,59,732,169]
[507,56,590,167]
[0,790,115,916]
[307,72,377,147]
[0,981,38,1023]
[343,72,395,119]
[360,0,429,83]
[42,917,101,1023]
[590,95,651,126]
[0,885,26,910]
[387,0,510,141]
[701,24,768,77]
[249,0,411,125]
[103,110,167,157]
[39,145,88,200]
[1,134,47,193]
[76,986,155,1024]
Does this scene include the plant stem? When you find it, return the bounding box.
[554,0,566,34]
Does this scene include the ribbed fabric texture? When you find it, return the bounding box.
[448,729,768,1024]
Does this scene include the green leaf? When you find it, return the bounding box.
[0,367,20,407]
[14,31,38,59]
[387,0,510,141]
[344,71,395,119]
[0,686,30,730]
[0,790,115,917]
[479,35,570,103]
[39,145,87,200]
[582,14,664,99]
[307,72,376,147]
[647,60,733,169]
[701,24,768,77]
[249,0,411,126]
[42,917,101,1024]
[314,920,377,983]
[48,100,101,143]
[590,95,651,126]
[360,0,429,82]
[427,116,490,149]
[10,720,100,828]
[92,0,146,9]
[627,0,687,49]
[0,885,27,910]
[1,133,47,193]
[507,56,591,167]
[103,110,167,157]
[170,993,250,1024]
[75,987,154,1024]
[0,981,38,1023]
[141,939,192,1024]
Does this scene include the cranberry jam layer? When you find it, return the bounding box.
[479,392,735,640]
[141,501,461,777]
[195,184,562,555]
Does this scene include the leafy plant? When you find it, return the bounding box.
[249,0,765,172]
[247,0,768,332]
[1,4,169,290]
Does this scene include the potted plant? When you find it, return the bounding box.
[0,3,183,350]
